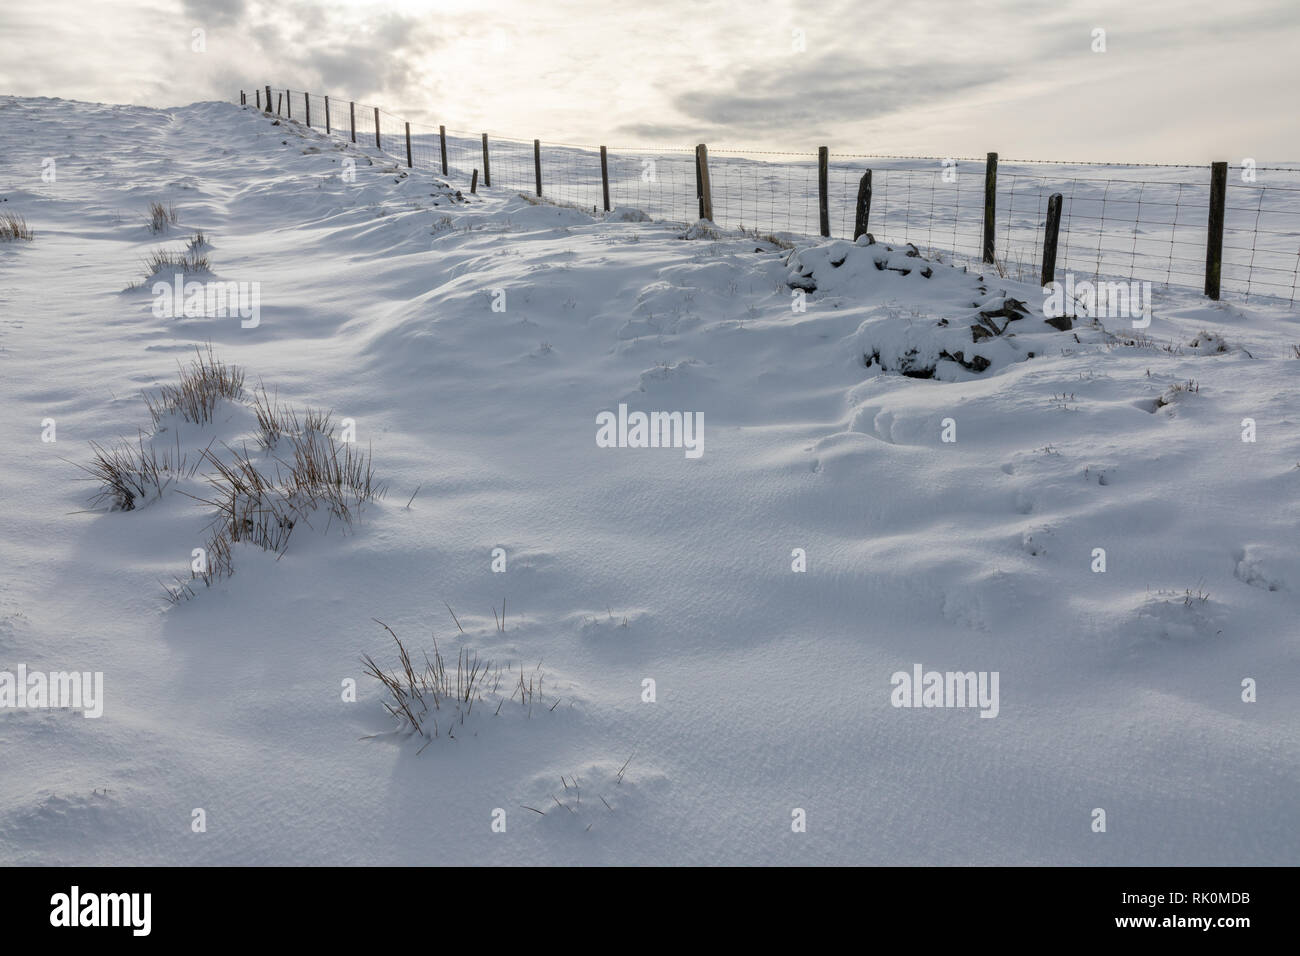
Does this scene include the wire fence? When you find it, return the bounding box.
[249,86,1300,308]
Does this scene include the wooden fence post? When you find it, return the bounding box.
[534,139,542,196]
[324,96,330,134]
[255,89,260,109]
[853,170,872,240]
[481,134,491,187]
[695,144,713,221]
[1041,193,1063,287]
[276,93,282,116]
[600,146,611,212]
[240,90,245,106]
[374,107,380,149]
[471,169,479,194]
[818,146,830,237]
[439,126,448,175]
[265,86,272,113]
[305,93,311,128]
[287,90,292,118]
[405,122,413,167]
[982,151,998,264]
[1204,161,1228,300]
[350,102,356,143]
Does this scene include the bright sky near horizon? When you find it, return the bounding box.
[1,0,1296,163]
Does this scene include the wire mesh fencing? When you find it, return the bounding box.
[243,85,1300,308]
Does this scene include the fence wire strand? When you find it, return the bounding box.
[248,85,1300,307]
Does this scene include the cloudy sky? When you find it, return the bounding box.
[1,0,1296,162]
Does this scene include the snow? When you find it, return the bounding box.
[1,96,1298,865]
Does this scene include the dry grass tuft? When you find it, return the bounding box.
[79,433,195,512]
[146,202,179,234]
[361,617,545,745]
[144,344,244,426]
[142,242,210,280]
[0,211,34,241]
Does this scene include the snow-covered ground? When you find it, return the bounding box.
[1,96,1297,865]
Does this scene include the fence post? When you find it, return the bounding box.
[695,147,704,218]
[350,102,356,143]
[818,146,830,237]
[481,134,491,187]
[324,96,330,134]
[265,86,272,113]
[696,144,713,221]
[853,170,872,240]
[1204,161,1228,300]
[276,93,282,116]
[255,89,260,109]
[305,93,311,127]
[1041,193,1063,287]
[534,139,542,196]
[439,125,448,175]
[240,90,245,106]
[600,146,611,212]
[374,107,381,149]
[982,151,998,264]
[471,169,479,194]
[287,90,292,119]
[405,122,413,167]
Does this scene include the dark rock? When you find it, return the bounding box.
[940,349,991,373]
[1044,315,1073,331]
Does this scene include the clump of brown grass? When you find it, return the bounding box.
[146,201,179,233]
[250,384,333,449]
[78,433,195,512]
[141,242,210,280]
[143,344,244,426]
[162,528,234,603]
[361,617,545,746]
[0,211,33,241]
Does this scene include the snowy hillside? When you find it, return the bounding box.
[0,96,1297,865]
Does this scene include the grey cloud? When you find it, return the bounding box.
[669,54,1009,137]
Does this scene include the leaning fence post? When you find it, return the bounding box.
[695,144,713,221]
[374,107,381,149]
[534,139,542,196]
[305,93,311,127]
[405,122,413,167]
[853,170,872,240]
[324,96,330,134]
[982,151,998,264]
[471,169,479,194]
[350,101,356,143]
[1204,161,1228,300]
[481,134,491,187]
[265,85,272,114]
[818,146,831,237]
[439,125,448,175]
[600,146,611,212]
[1041,193,1063,287]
